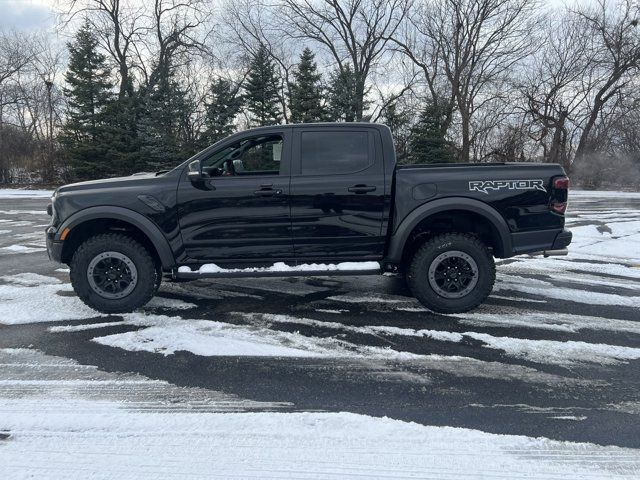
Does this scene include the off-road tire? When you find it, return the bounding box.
[407,233,495,314]
[70,233,156,313]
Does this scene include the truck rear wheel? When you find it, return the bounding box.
[70,233,157,314]
[407,233,495,314]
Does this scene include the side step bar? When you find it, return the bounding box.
[527,248,569,257]
[174,267,383,280]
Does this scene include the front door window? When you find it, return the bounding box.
[203,135,283,177]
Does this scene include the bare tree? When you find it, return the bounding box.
[392,0,539,161]
[221,0,295,122]
[280,0,411,121]
[62,1,146,98]
[61,0,210,94]
[519,12,591,172]
[572,0,640,162]
[0,32,66,183]
[142,0,210,89]
[0,30,35,126]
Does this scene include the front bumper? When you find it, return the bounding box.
[46,227,63,263]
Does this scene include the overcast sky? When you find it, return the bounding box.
[0,0,584,32]
[0,0,57,30]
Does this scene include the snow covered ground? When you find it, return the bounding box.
[0,188,53,199]
[3,367,637,480]
[1,188,640,478]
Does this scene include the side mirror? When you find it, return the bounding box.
[187,159,203,182]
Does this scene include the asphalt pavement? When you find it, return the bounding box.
[1,192,639,449]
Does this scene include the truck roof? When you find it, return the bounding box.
[239,122,388,133]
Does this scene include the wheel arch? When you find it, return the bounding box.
[386,197,512,264]
[57,206,176,269]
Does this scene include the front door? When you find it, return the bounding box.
[177,129,293,262]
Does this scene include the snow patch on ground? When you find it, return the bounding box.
[495,275,640,307]
[458,311,640,335]
[490,294,548,303]
[2,394,637,479]
[0,188,53,198]
[0,220,34,227]
[0,272,61,286]
[0,244,46,254]
[0,209,48,216]
[465,332,640,365]
[0,275,103,324]
[242,313,640,366]
[571,189,640,198]
[92,313,350,357]
[241,312,465,343]
[49,321,128,332]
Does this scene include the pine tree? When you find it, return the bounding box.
[101,88,141,176]
[288,48,325,123]
[244,45,282,126]
[137,65,192,171]
[60,22,114,180]
[203,78,243,145]
[327,65,362,122]
[408,101,456,164]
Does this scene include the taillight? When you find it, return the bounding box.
[553,176,569,190]
[551,175,569,214]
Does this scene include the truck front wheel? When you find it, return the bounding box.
[407,233,495,314]
[70,233,157,313]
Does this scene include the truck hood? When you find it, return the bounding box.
[57,172,159,194]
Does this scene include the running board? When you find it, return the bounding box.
[174,267,382,280]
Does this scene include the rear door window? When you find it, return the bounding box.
[300,131,371,175]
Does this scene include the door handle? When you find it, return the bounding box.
[348,185,376,194]
[254,188,283,197]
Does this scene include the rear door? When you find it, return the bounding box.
[177,128,293,262]
[290,127,386,260]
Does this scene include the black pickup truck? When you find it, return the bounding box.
[46,123,571,314]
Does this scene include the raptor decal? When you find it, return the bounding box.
[469,179,546,195]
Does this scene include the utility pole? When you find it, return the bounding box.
[44,78,54,183]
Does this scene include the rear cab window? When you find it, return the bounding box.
[294,129,375,176]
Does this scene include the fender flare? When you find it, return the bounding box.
[57,206,176,268]
[386,197,513,262]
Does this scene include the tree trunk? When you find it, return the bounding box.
[354,75,366,121]
[460,110,471,163]
[574,98,602,163]
[548,110,568,168]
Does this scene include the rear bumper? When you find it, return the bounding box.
[509,228,572,257]
[551,229,572,250]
